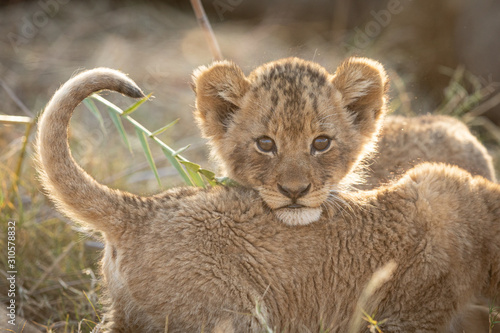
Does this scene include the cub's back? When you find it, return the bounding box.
[360,115,496,189]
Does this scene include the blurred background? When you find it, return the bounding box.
[0,0,499,331]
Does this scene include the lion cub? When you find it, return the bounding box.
[192,58,496,226]
[362,114,497,189]
[37,60,500,332]
[193,57,387,225]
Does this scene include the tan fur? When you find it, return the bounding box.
[36,62,500,332]
[193,57,388,225]
[450,303,499,333]
[362,114,497,189]
[193,58,497,226]
[369,116,500,333]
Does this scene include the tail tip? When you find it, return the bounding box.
[126,85,146,99]
[90,67,146,99]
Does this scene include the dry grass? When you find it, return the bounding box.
[1,1,500,332]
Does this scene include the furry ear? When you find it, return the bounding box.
[192,61,250,139]
[331,57,389,135]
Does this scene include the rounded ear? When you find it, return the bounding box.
[331,57,389,136]
[192,61,250,139]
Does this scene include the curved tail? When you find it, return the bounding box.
[36,68,146,237]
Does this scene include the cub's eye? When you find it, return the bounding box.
[312,136,331,153]
[256,136,276,153]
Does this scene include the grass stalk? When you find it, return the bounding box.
[1,115,35,206]
[190,0,223,61]
[89,94,208,187]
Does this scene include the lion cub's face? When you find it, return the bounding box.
[193,57,387,225]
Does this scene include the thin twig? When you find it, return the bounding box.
[14,120,34,184]
[332,1,350,37]
[190,0,223,61]
[5,117,35,203]
[0,115,33,124]
[0,78,35,117]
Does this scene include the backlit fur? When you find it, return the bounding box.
[193,59,497,225]
[193,57,388,225]
[36,64,500,332]
[363,114,497,189]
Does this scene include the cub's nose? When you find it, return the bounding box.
[277,183,311,200]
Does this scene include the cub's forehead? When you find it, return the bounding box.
[248,58,330,91]
[243,58,339,136]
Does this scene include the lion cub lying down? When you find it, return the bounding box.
[37,59,500,332]
[364,114,496,189]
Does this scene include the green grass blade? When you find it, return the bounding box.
[173,144,191,156]
[122,93,153,115]
[199,168,217,186]
[136,128,162,188]
[150,118,180,137]
[180,161,206,188]
[91,93,214,187]
[83,98,106,133]
[107,109,132,153]
[215,176,239,187]
[91,94,124,114]
[83,290,101,322]
[161,148,194,186]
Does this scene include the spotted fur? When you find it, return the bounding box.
[193,57,388,225]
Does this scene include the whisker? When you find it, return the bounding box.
[321,202,332,220]
[325,194,352,220]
